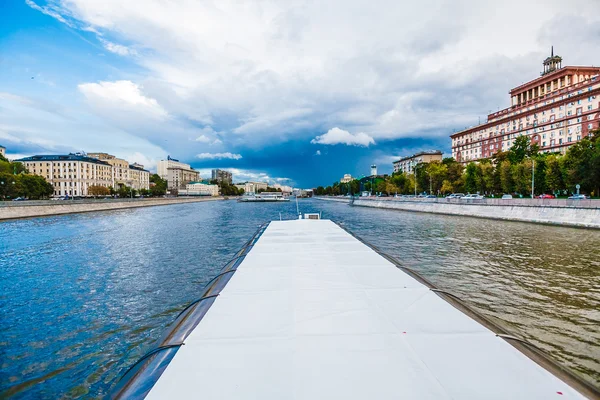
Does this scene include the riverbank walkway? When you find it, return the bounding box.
[123,219,592,399]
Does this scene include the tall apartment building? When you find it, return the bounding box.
[17,154,114,197]
[451,51,600,163]
[157,156,199,190]
[211,169,233,185]
[393,151,443,174]
[88,153,150,191]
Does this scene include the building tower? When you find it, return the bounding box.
[370,164,377,176]
[541,46,562,76]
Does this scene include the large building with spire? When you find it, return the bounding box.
[451,49,600,163]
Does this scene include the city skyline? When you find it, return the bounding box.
[1,0,600,187]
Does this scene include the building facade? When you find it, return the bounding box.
[157,156,199,190]
[0,145,5,158]
[88,153,150,191]
[238,181,268,194]
[17,153,150,197]
[211,169,233,185]
[393,151,443,174]
[340,174,353,183]
[451,52,600,163]
[179,181,219,196]
[17,154,114,197]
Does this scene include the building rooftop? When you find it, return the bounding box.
[393,150,443,164]
[129,164,149,172]
[16,154,111,166]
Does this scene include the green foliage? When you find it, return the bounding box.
[0,173,53,199]
[464,163,478,193]
[315,130,600,198]
[150,174,167,196]
[507,135,539,164]
[117,185,135,198]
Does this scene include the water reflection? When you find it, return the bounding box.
[0,199,598,398]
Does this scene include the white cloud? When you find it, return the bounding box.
[194,135,211,143]
[196,152,242,160]
[78,80,168,118]
[311,127,375,147]
[315,150,321,156]
[194,126,223,145]
[99,38,136,56]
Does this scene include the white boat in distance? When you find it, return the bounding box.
[238,192,290,202]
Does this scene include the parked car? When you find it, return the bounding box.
[425,195,437,198]
[12,197,26,201]
[501,194,513,199]
[462,194,485,199]
[568,194,587,200]
[538,194,555,199]
[446,193,464,199]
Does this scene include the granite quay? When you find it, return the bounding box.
[0,197,224,221]
[315,196,600,229]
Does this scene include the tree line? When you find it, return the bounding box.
[0,156,53,200]
[317,129,600,198]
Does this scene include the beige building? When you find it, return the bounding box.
[238,181,268,194]
[157,156,199,190]
[0,145,5,158]
[17,154,114,197]
[88,153,150,190]
[393,151,443,174]
[451,51,600,163]
[340,174,353,183]
[179,181,219,196]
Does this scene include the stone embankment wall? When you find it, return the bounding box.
[0,197,223,221]
[315,197,600,229]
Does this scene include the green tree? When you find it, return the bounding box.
[150,174,167,196]
[427,161,448,194]
[561,130,600,196]
[512,159,533,196]
[464,163,478,193]
[440,180,453,194]
[499,160,513,194]
[545,155,564,195]
[508,135,539,164]
[480,162,495,194]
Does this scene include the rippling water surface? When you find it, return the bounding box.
[0,199,599,398]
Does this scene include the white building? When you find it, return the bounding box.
[17,154,114,197]
[179,181,219,196]
[157,156,199,190]
[340,174,353,183]
[272,183,293,194]
[0,145,5,158]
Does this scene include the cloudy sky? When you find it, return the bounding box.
[1,0,599,187]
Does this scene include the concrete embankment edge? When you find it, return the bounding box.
[315,197,600,229]
[0,197,224,221]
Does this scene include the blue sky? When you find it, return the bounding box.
[1,0,599,187]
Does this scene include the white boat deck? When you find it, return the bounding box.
[146,219,586,399]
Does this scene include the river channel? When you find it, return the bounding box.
[1,199,599,398]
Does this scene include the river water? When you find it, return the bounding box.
[1,199,599,398]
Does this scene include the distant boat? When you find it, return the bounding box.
[238,192,290,202]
